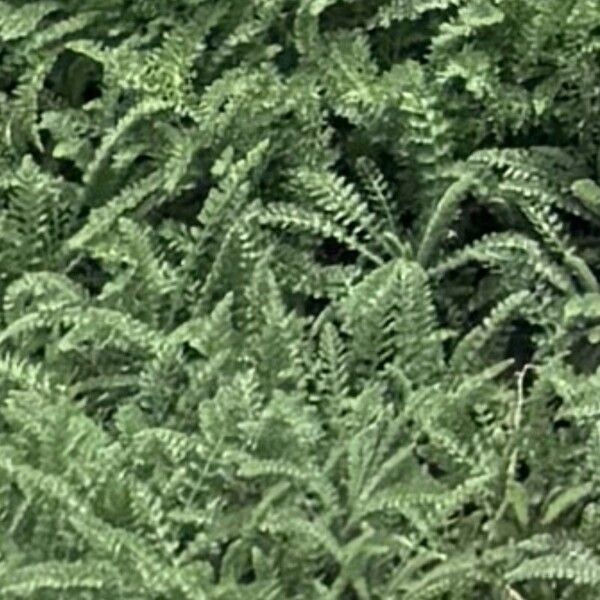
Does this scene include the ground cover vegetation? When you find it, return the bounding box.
[1,0,600,598]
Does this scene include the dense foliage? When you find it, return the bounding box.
[1,0,600,598]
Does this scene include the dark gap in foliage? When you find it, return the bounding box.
[163,151,212,216]
[258,156,288,204]
[453,202,505,247]
[546,394,562,413]
[267,9,299,75]
[441,329,456,363]
[177,114,198,130]
[0,76,16,96]
[44,50,104,109]
[314,237,359,266]
[520,71,555,93]
[168,306,192,333]
[173,3,188,15]
[113,91,138,119]
[424,458,447,479]
[397,208,417,233]
[199,27,262,81]
[304,295,330,319]
[81,80,102,104]
[499,121,573,149]
[413,434,447,478]
[435,264,493,338]
[28,347,46,364]
[204,26,223,55]
[567,337,600,374]
[320,0,380,31]
[238,566,256,584]
[559,207,600,275]
[130,154,155,173]
[332,155,354,182]
[25,140,51,172]
[277,110,294,124]
[181,341,203,362]
[37,128,84,183]
[373,147,401,183]
[174,525,197,557]
[36,127,52,154]
[73,199,93,227]
[273,44,299,76]
[38,9,69,30]
[135,23,150,40]
[472,583,493,597]
[146,192,203,227]
[317,562,341,586]
[552,418,572,434]
[460,501,479,517]
[515,458,530,482]
[341,585,361,599]
[0,51,17,95]
[66,256,111,296]
[148,170,212,226]
[76,395,118,429]
[546,395,568,435]
[559,206,599,238]
[505,320,539,379]
[211,538,236,583]
[369,19,438,70]
[53,157,82,183]
[327,112,357,151]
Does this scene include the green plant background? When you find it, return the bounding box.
[1,1,600,598]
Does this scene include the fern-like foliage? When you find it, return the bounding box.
[1,1,600,599]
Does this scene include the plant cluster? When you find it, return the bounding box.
[1,1,600,598]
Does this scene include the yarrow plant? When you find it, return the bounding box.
[0,1,600,598]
